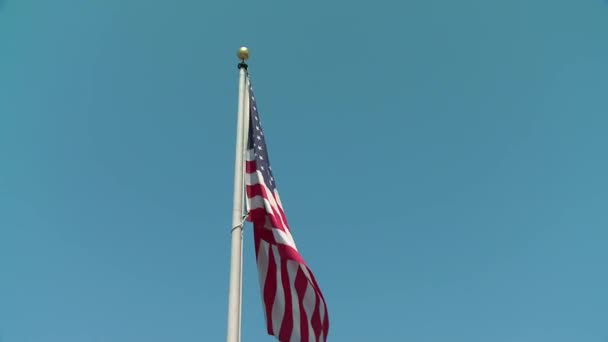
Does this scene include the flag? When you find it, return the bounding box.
[244,78,330,342]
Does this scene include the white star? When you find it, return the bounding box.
[257,145,263,150]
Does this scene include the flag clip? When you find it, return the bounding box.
[231,212,249,233]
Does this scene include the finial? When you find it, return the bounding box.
[237,47,249,70]
[237,47,249,61]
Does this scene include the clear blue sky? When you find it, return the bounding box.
[1,0,607,341]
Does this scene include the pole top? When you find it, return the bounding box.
[237,47,249,61]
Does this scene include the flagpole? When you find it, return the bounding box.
[226,46,250,342]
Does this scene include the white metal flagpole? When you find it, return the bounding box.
[226,46,250,342]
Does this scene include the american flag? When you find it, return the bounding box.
[244,77,330,342]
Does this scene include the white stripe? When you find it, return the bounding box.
[272,226,298,250]
[256,240,270,314]
[244,148,290,230]
[245,170,282,213]
[246,149,256,161]
[271,245,284,336]
[302,276,317,342]
[245,171,290,230]
[300,266,322,342]
[244,169,260,184]
[257,213,297,251]
[247,195,273,214]
[318,294,326,335]
[258,218,298,252]
[273,189,284,209]
[287,260,301,342]
[248,195,291,238]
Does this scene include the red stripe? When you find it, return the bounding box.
[246,183,264,198]
[306,267,329,338]
[275,241,305,265]
[244,163,290,231]
[248,203,286,232]
[246,147,329,341]
[260,239,277,335]
[253,222,305,265]
[246,184,288,231]
[307,266,328,304]
[295,268,310,342]
[247,208,268,223]
[246,160,257,173]
[270,194,290,232]
[253,224,262,259]
[311,298,322,340]
[254,220,329,340]
[253,223,276,245]
[278,261,294,341]
[322,302,329,339]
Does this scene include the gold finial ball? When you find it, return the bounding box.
[237,47,249,61]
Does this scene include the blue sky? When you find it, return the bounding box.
[1,0,607,341]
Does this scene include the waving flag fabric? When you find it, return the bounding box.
[244,78,330,342]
